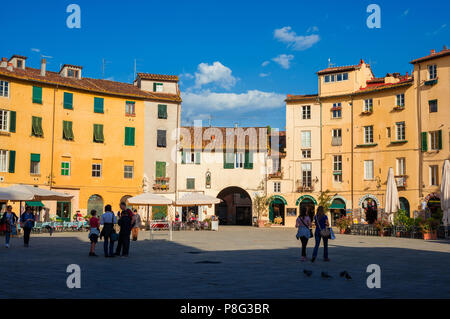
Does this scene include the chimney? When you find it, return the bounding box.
[431,49,436,54]
[40,58,46,76]
[0,58,7,68]
[7,62,13,71]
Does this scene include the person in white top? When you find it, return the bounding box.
[100,205,117,257]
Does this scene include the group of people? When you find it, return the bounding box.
[0,205,36,248]
[295,205,332,262]
[88,202,142,257]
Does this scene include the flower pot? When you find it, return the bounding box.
[423,231,437,240]
[339,229,346,234]
[257,220,266,228]
[396,231,401,237]
[379,230,384,237]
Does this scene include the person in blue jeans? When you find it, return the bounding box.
[20,206,35,247]
[1,205,18,248]
[100,205,117,258]
[312,206,330,262]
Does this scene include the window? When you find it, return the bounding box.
[428,64,437,80]
[332,129,342,146]
[301,163,312,187]
[30,153,40,175]
[364,126,373,144]
[31,116,43,137]
[332,103,342,118]
[364,160,374,180]
[153,83,163,92]
[124,165,134,179]
[429,100,438,113]
[158,104,167,119]
[32,86,42,104]
[94,97,104,113]
[157,130,166,147]
[337,73,342,81]
[430,165,439,186]
[302,105,311,119]
[274,182,281,193]
[223,151,234,169]
[301,131,311,148]
[186,178,195,190]
[364,99,373,112]
[302,150,311,158]
[333,155,342,182]
[0,150,7,172]
[235,152,244,168]
[92,163,102,177]
[343,73,349,80]
[0,109,9,132]
[63,92,73,109]
[0,80,9,97]
[395,122,405,141]
[155,161,166,178]
[67,69,79,78]
[324,73,348,83]
[386,127,391,138]
[63,121,74,141]
[396,94,405,107]
[61,161,70,176]
[429,130,442,150]
[93,124,104,143]
[182,151,197,164]
[324,75,330,83]
[396,158,405,176]
[125,127,135,146]
[125,101,135,116]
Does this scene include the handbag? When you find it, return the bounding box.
[315,215,330,238]
[299,217,313,238]
[329,227,336,240]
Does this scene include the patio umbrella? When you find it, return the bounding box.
[0,187,34,201]
[385,167,400,224]
[441,159,450,238]
[126,193,173,206]
[174,193,221,206]
[7,184,73,201]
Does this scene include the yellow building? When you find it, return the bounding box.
[0,55,180,220]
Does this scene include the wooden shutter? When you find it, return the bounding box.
[223,152,233,169]
[8,150,15,173]
[93,124,104,142]
[195,152,201,164]
[94,97,104,113]
[244,151,253,169]
[156,161,166,178]
[438,130,442,150]
[125,127,135,146]
[63,121,74,140]
[30,153,40,162]
[64,92,73,109]
[32,86,42,104]
[421,132,428,152]
[32,116,43,137]
[9,111,16,133]
[158,104,167,119]
[181,150,186,164]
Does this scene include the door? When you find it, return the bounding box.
[57,201,71,221]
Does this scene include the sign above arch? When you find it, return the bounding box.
[270,195,287,205]
[296,195,317,206]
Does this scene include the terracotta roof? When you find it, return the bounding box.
[0,66,181,102]
[137,73,179,82]
[9,55,27,61]
[358,78,413,93]
[410,48,450,64]
[285,94,318,102]
[61,64,83,70]
[179,126,269,151]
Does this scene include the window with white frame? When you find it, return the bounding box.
[364,99,373,112]
[185,151,196,164]
[301,163,312,187]
[0,150,7,172]
[430,131,440,150]
[154,83,163,92]
[333,155,342,182]
[430,165,438,186]
[302,105,311,119]
[428,64,437,80]
[235,152,244,168]
[332,128,342,145]
[0,109,9,132]
[302,149,311,158]
[364,126,374,144]
[332,103,342,118]
[92,163,102,177]
[273,182,281,193]
[124,165,134,179]
[396,158,405,176]
[301,131,311,148]
[364,160,374,180]
[396,122,405,141]
[0,81,9,97]
[324,72,348,83]
[396,94,405,107]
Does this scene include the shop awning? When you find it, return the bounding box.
[330,203,345,209]
[25,201,44,207]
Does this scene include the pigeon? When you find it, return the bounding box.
[340,271,352,280]
[321,272,332,279]
[303,269,313,277]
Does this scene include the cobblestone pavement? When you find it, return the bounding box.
[0,227,449,298]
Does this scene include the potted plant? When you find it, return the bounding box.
[273,216,283,225]
[253,190,273,228]
[419,218,439,240]
[374,220,390,236]
[336,216,352,234]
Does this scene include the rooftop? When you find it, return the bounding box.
[136,73,179,82]
[410,47,450,64]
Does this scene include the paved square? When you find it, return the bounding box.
[0,227,449,298]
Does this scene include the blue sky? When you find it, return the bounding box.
[0,0,448,130]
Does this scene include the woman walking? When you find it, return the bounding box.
[100,205,117,258]
[20,206,35,247]
[296,209,312,261]
[88,210,100,256]
[1,205,18,248]
[312,206,330,263]
[131,209,141,241]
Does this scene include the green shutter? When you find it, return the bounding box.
[8,150,15,173]
[195,152,201,164]
[63,92,73,109]
[9,111,16,133]
[181,150,186,164]
[93,124,104,143]
[156,161,166,178]
[223,152,234,169]
[32,116,43,137]
[63,121,74,140]
[153,83,157,92]
[30,153,40,162]
[421,132,428,152]
[32,86,42,104]
[125,127,135,146]
[438,130,442,150]
[94,97,104,113]
[158,104,167,119]
[244,151,253,169]
[187,178,195,189]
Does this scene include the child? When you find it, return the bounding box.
[88,210,100,257]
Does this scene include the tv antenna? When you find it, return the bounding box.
[102,59,112,79]
[328,58,335,68]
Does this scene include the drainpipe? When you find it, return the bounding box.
[49,85,58,190]
[416,65,423,199]
[318,97,322,193]
[350,94,354,210]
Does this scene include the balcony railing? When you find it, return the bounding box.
[331,137,342,146]
[153,177,170,191]
[395,175,407,188]
[297,185,314,193]
[268,171,283,179]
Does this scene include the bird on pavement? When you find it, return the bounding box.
[303,269,313,277]
[321,272,332,279]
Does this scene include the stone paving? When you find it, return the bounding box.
[0,226,449,298]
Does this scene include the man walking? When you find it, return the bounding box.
[115,202,133,257]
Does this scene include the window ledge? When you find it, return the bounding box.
[356,143,378,148]
[0,131,11,136]
[424,79,438,86]
[390,140,407,145]
[393,106,405,111]
[361,111,373,115]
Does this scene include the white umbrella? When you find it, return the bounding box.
[175,193,221,206]
[126,193,173,206]
[7,184,73,201]
[0,187,34,201]
[385,167,400,223]
[441,159,450,238]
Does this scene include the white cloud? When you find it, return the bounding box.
[194,61,237,89]
[426,24,447,36]
[402,9,409,17]
[274,26,320,50]
[272,54,294,69]
[306,26,319,33]
[262,61,270,67]
[259,72,270,77]
[182,90,285,112]
[181,72,194,79]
